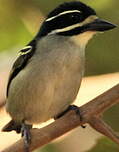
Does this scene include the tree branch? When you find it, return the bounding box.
[2,84,119,152]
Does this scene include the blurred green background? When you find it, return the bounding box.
[0,0,119,152]
[0,0,119,76]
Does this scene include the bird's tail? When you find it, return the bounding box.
[2,120,21,133]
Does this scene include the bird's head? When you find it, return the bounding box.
[37,1,116,45]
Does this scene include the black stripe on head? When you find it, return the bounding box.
[45,12,84,31]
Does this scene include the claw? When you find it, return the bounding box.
[54,105,86,128]
[21,123,32,152]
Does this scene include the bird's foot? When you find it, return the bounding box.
[21,122,32,152]
[54,105,86,128]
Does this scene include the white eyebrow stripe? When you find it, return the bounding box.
[46,10,81,22]
[49,23,81,34]
[48,15,98,34]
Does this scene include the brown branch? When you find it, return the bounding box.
[2,83,119,152]
[89,116,119,144]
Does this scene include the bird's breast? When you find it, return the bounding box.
[7,35,85,124]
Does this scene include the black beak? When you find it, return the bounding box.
[85,18,117,32]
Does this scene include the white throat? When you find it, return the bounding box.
[71,31,96,49]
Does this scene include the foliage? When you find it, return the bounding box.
[87,137,119,152]
[34,144,60,152]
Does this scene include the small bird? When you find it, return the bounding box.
[2,1,116,151]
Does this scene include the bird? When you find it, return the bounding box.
[2,1,116,151]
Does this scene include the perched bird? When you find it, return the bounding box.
[2,1,116,151]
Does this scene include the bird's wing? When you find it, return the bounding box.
[7,40,36,97]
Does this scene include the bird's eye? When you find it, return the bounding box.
[69,13,81,21]
[70,14,76,19]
